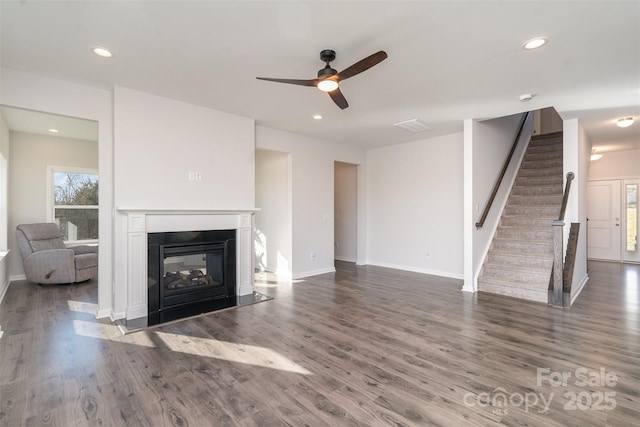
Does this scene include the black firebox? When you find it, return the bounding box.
[147,229,236,326]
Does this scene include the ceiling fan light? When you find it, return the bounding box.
[616,117,634,128]
[317,79,338,92]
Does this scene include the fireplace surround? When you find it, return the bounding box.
[119,209,256,328]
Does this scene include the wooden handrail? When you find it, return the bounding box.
[475,111,531,229]
[551,172,576,308]
[558,172,575,221]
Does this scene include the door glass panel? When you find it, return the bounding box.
[627,184,637,252]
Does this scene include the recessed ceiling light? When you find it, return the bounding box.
[522,37,548,50]
[616,117,634,128]
[519,94,534,102]
[590,148,603,161]
[92,46,113,58]
[48,128,59,133]
[313,114,323,120]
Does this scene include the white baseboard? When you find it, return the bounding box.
[9,274,26,282]
[292,267,336,280]
[334,256,356,263]
[0,279,9,305]
[259,266,292,280]
[110,310,126,322]
[365,260,464,281]
[96,308,113,320]
[571,273,589,305]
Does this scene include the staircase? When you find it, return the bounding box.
[478,132,563,303]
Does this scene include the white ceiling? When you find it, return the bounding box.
[1,1,638,152]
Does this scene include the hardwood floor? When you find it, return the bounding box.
[1,261,638,426]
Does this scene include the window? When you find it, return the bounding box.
[48,167,98,243]
[627,183,637,252]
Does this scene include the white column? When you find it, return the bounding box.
[236,213,254,296]
[126,214,148,320]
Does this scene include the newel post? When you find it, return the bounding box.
[551,220,564,307]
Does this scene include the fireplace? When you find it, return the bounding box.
[148,229,236,325]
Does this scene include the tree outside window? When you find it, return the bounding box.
[53,172,98,242]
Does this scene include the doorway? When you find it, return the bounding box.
[334,161,357,263]
[254,149,292,278]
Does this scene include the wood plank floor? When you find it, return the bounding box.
[1,261,638,426]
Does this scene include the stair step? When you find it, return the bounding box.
[523,150,563,162]
[478,279,548,303]
[521,158,564,169]
[503,205,560,217]
[511,185,562,196]
[500,216,556,228]
[514,175,562,186]
[486,252,553,269]
[491,238,553,255]
[507,194,563,206]
[480,264,551,284]
[526,143,563,154]
[517,166,563,178]
[530,132,563,143]
[496,227,553,240]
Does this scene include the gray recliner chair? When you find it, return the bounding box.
[15,223,98,284]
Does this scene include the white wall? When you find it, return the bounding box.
[0,113,9,304]
[334,161,357,262]
[255,149,292,278]
[0,67,113,318]
[367,132,464,279]
[464,113,533,290]
[113,87,255,209]
[256,125,367,279]
[589,149,640,180]
[112,87,256,319]
[8,132,98,278]
[563,119,591,300]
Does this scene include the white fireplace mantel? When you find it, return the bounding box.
[117,208,257,321]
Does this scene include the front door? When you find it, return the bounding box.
[587,180,621,261]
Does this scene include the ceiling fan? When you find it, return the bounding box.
[256,49,388,110]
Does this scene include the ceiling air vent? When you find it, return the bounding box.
[393,118,431,133]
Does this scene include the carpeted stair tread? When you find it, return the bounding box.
[477,280,548,303]
[500,217,557,227]
[503,205,560,216]
[487,251,553,265]
[507,195,563,206]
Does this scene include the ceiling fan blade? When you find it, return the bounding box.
[328,88,349,110]
[336,51,388,81]
[256,77,318,87]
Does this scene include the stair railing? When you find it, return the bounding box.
[551,172,575,307]
[476,111,531,229]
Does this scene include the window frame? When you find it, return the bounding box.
[46,165,99,245]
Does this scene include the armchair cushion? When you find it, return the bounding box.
[16,223,98,285]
